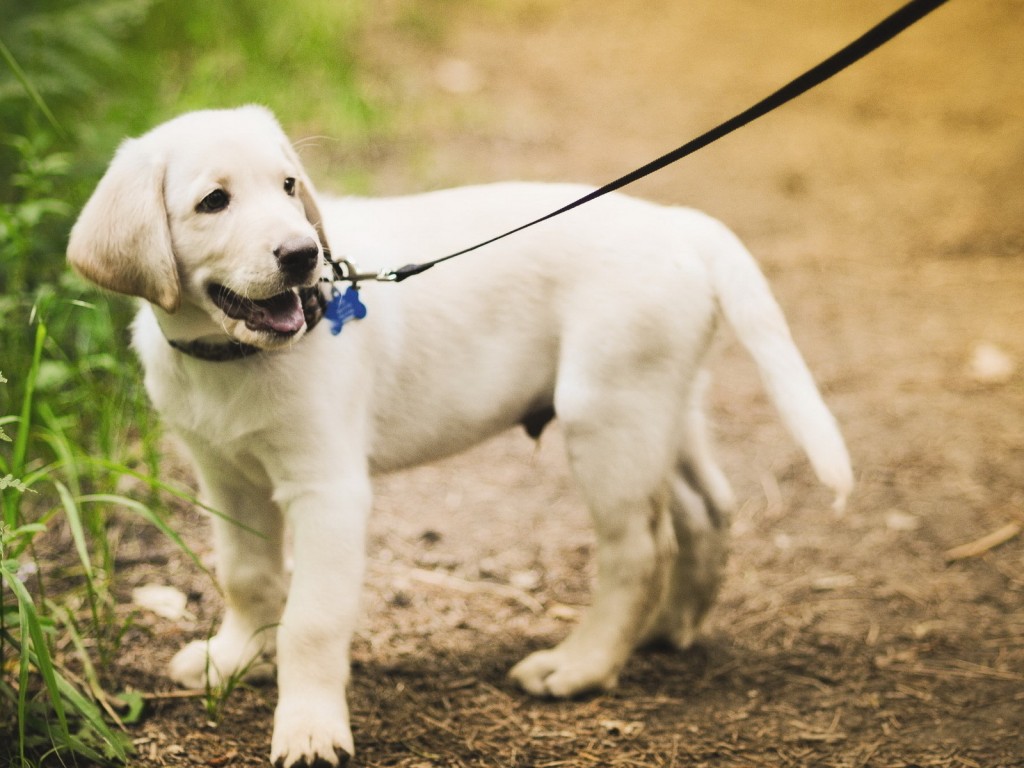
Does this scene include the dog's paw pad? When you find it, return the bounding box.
[273,746,350,768]
[271,703,354,768]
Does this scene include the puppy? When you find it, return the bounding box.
[68,106,852,767]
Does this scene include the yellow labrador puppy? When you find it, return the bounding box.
[68,106,852,767]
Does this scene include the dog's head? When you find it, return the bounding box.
[68,106,330,350]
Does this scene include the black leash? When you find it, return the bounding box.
[334,0,948,286]
[175,0,949,358]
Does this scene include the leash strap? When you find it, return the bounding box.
[377,0,948,283]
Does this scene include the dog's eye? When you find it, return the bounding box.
[197,189,230,213]
[284,177,296,196]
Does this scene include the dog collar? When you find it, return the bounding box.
[167,285,326,362]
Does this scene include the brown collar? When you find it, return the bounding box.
[167,286,326,362]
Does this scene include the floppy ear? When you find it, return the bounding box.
[281,141,332,256]
[67,137,181,312]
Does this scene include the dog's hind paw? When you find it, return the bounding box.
[509,647,620,698]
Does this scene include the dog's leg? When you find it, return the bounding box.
[642,374,733,649]
[170,470,286,689]
[639,472,731,650]
[510,386,679,697]
[269,475,370,768]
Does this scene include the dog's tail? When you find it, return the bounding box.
[699,217,853,511]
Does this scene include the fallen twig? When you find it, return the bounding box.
[885,660,1024,683]
[136,688,209,701]
[945,522,1021,562]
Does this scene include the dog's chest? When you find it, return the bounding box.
[151,363,285,443]
[133,309,303,441]
[140,351,306,458]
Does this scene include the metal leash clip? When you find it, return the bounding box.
[323,250,398,287]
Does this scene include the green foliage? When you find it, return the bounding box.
[1,325,215,766]
[0,135,72,302]
[0,477,31,493]
[0,0,157,180]
[1,1,152,430]
[1,360,135,766]
[0,0,154,105]
[1,0,376,764]
[119,0,374,132]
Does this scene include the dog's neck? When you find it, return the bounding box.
[166,335,265,361]
[156,286,326,362]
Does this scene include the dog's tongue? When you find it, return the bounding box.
[209,285,307,335]
[246,291,305,334]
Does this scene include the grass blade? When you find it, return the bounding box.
[53,481,95,584]
[54,604,127,730]
[1,560,70,743]
[0,36,67,138]
[4,321,47,528]
[78,493,214,582]
[84,457,264,536]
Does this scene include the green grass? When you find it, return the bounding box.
[1,339,136,766]
[0,0,378,763]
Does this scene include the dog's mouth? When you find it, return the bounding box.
[208,284,306,336]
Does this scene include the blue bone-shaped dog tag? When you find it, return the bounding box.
[325,286,367,335]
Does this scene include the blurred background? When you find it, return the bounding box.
[2,1,1022,765]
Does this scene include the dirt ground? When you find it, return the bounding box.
[103,1,1023,766]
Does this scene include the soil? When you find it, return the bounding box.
[96,1,1024,766]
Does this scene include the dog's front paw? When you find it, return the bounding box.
[271,700,354,768]
[169,635,274,690]
[169,640,213,689]
[509,646,620,698]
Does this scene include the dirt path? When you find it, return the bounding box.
[117,2,1023,766]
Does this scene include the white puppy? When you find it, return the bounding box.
[68,106,852,767]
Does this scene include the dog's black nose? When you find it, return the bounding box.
[275,236,320,279]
